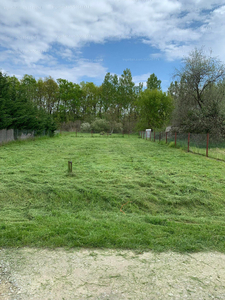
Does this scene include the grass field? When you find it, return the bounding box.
[0,132,225,252]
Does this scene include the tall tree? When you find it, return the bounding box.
[36,78,45,109]
[101,72,115,113]
[80,81,99,121]
[0,71,11,129]
[118,69,135,120]
[146,73,161,90]
[20,74,37,103]
[44,77,58,115]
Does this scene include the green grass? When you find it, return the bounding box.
[0,132,225,252]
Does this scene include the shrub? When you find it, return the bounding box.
[80,122,91,132]
[91,119,110,133]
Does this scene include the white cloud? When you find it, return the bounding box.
[0,0,225,81]
[133,73,151,87]
[2,59,107,83]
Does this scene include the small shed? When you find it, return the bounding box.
[146,129,151,139]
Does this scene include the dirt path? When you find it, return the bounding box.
[0,248,225,299]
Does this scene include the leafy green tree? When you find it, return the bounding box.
[36,78,45,109]
[44,77,58,115]
[101,72,114,113]
[57,78,72,122]
[118,69,137,132]
[0,71,56,133]
[96,84,103,118]
[68,83,83,121]
[134,82,144,94]
[0,71,11,129]
[101,73,120,129]
[118,68,135,114]
[56,79,83,122]
[147,73,161,90]
[137,89,173,130]
[80,81,99,121]
[101,73,118,113]
[20,74,37,103]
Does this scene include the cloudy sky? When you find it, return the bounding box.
[0,0,225,90]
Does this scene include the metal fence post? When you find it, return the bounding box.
[154,131,155,142]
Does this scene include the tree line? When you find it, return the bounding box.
[0,68,172,133]
[1,48,225,135]
[0,72,56,134]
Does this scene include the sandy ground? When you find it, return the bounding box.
[0,248,225,300]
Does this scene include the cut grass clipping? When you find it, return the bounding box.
[0,132,225,252]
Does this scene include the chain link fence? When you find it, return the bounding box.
[139,130,225,161]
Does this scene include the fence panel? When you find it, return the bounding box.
[0,129,14,144]
[0,129,49,145]
[207,135,225,161]
[140,130,225,162]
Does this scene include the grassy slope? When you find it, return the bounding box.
[0,133,225,252]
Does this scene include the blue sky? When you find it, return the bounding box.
[0,0,225,91]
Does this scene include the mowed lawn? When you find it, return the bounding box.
[0,133,225,252]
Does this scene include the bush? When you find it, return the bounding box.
[91,119,110,133]
[80,122,91,132]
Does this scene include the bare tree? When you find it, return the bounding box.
[172,48,225,134]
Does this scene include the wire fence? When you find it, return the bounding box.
[139,130,225,162]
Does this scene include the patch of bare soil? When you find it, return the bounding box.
[0,248,225,300]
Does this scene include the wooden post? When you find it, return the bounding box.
[175,132,177,147]
[206,133,209,157]
[188,133,190,152]
[68,161,72,173]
